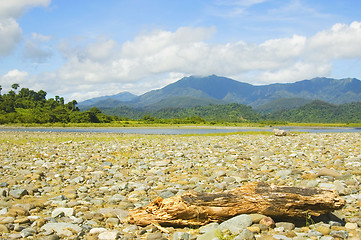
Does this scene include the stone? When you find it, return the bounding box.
[8,233,22,239]
[234,229,254,240]
[273,128,287,136]
[316,225,331,235]
[318,168,342,178]
[159,190,175,199]
[0,207,7,215]
[247,226,261,233]
[199,222,219,234]
[196,228,222,240]
[249,213,267,223]
[20,228,36,238]
[0,188,8,197]
[219,214,253,234]
[89,227,107,235]
[146,232,167,240]
[319,237,335,240]
[345,222,357,229]
[105,217,119,225]
[259,217,275,228]
[40,222,82,237]
[330,230,349,239]
[9,189,28,199]
[0,216,15,224]
[307,229,323,237]
[51,207,75,218]
[276,169,292,178]
[98,230,120,240]
[0,223,9,233]
[108,194,126,203]
[275,222,295,231]
[173,231,192,240]
[272,234,292,240]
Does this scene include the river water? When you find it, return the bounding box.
[0,127,360,134]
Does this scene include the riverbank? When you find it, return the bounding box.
[0,132,361,239]
[1,121,361,129]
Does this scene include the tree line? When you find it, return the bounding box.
[0,84,119,124]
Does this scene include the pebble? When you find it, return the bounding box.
[275,222,295,231]
[219,214,252,234]
[0,131,361,239]
[40,222,82,237]
[199,222,219,234]
[0,223,9,233]
[51,207,75,218]
[249,213,267,223]
[98,230,120,240]
[173,231,193,240]
[9,189,28,199]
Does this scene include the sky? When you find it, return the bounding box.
[1,0,361,102]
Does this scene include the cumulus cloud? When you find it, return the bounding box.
[0,19,22,56]
[0,69,29,91]
[39,21,361,101]
[307,21,361,60]
[0,0,50,19]
[0,0,50,57]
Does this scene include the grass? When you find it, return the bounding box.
[1,121,361,129]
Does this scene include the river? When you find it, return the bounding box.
[0,126,360,134]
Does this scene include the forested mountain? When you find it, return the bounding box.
[79,75,361,110]
[79,91,136,107]
[267,100,361,123]
[255,98,314,114]
[102,103,261,123]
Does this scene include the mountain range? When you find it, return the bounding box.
[79,75,361,114]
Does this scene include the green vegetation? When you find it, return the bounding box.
[102,103,262,123]
[267,100,361,123]
[1,84,361,126]
[0,84,119,124]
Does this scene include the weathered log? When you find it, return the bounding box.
[126,182,345,227]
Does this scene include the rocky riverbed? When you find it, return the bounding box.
[0,131,361,239]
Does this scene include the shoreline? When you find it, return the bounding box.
[0,132,361,239]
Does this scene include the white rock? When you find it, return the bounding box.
[51,207,75,218]
[89,227,107,235]
[98,230,120,240]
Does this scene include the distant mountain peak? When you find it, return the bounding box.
[78,75,361,110]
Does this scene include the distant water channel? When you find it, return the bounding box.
[0,127,361,134]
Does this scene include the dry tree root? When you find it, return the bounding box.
[126,182,345,227]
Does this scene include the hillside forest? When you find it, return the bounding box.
[0,84,118,124]
[1,84,361,124]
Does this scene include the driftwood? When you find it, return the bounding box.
[126,182,345,226]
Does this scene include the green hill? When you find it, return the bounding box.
[267,100,361,123]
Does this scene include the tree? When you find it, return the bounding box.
[11,83,19,91]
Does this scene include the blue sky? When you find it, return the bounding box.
[1,0,361,101]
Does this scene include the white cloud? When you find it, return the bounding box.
[0,0,50,57]
[23,33,53,62]
[0,69,29,91]
[32,21,361,101]
[31,32,52,42]
[0,18,22,56]
[23,40,53,62]
[0,0,50,19]
[307,21,361,60]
